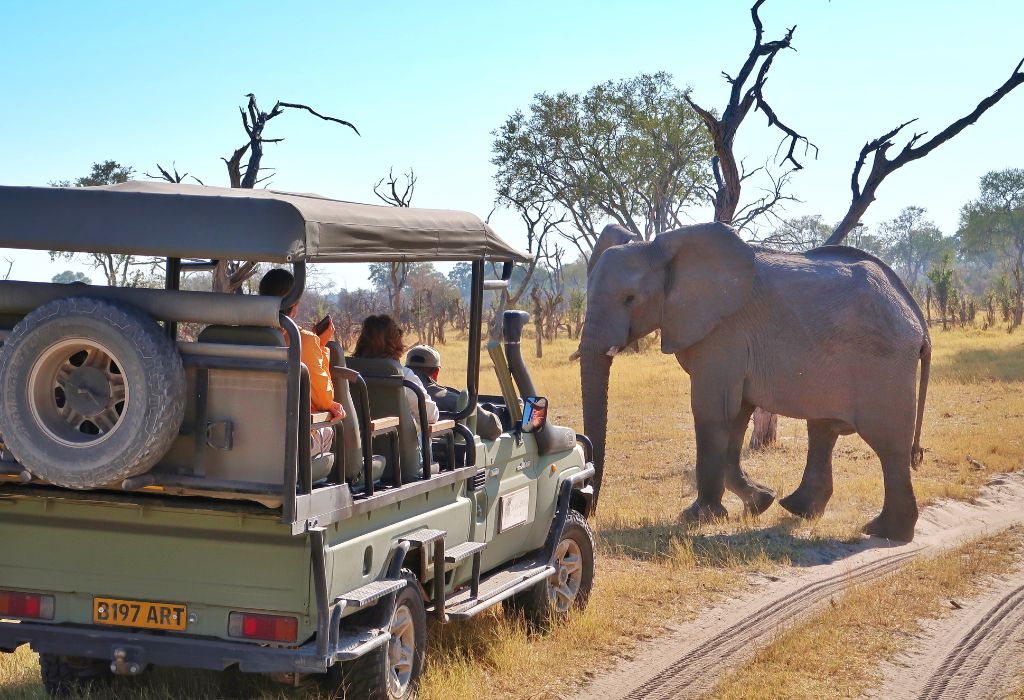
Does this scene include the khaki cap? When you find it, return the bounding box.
[405,344,441,370]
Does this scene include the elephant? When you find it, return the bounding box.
[579,222,931,542]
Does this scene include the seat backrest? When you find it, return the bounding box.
[345,356,421,483]
[197,325,285,346]
[326,345,364,484]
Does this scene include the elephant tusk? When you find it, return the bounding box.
[568,349,581,362]
[606,346,622,357]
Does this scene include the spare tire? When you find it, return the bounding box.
[0,297,185,488]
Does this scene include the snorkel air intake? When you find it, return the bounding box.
[502,310,537,400]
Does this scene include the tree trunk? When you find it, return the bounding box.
[748,407,778,450]
[926,287,932,325]
[531,287,543,359]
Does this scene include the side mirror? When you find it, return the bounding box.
[521,396,548,434]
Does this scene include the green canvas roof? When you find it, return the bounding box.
[0,181,529,264]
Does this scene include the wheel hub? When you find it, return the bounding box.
[547,538,583,613]
[63,366,112,416]
[28,339,129,448]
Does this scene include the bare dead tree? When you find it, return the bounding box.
[685,0,817,231]
[825,58,1024,245]
[153,94,358,293]
[2,258,13,281]
[373,168,418,318]
[487,198,566,340]
[145,163,204,185]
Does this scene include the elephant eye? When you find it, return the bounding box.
[624,294,636,306]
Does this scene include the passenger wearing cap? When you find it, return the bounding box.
[405,344,503,440]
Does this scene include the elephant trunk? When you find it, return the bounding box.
[580,350,613,512]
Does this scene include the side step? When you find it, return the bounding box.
[445,541,487,563]
[446,541,488,602]
[446,560,555,620]
[400,528,447,621]
[337,579,406,608]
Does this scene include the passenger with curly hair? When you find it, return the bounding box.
[353,315,438,433]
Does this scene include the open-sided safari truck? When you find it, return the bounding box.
[0,182,596,698]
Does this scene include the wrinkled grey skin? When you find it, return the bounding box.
[580,222,931,542]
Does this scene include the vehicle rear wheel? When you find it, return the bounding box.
[506,510,595,630]
[335,571,426,700]
[0,297,185,488]
[39,653,112,698]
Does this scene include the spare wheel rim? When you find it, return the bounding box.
[27,338,130,449]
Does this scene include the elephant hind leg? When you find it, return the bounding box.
[724,403,776,516]
[858,413,919,542]
[862,447,918,542]
[779,419,840,519]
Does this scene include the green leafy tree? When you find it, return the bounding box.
[877,206,949,292]
[492,72,713,256]
[926,252,956,331]
[959,168,1024,330]
[51,270,92,284]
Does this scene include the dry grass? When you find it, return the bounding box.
[2,328,1023,699]
[708,529,1024,699]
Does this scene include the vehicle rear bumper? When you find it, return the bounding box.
[0,620,337,674]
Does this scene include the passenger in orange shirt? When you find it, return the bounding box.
[259,269,344,457]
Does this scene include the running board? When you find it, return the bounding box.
[445,561,555,620]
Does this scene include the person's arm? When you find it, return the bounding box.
[301,331,340,415]
[404,368,439,425]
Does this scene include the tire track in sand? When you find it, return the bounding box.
[572,474,1024,700]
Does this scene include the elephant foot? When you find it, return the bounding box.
[779,489,830,519]
[862,509,918,543]
[741,485,776,517]
[680,500,728,525]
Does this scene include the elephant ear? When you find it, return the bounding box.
[655,223,755,353]
[588,224,641,276]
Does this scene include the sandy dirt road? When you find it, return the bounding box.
[871,561,1024,699]
[572,475,1024,700]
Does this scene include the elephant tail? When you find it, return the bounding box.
[911,339,932,469]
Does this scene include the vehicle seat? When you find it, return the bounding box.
[345,357,423,484]
[326,346,386,487]
[197,325,285,346]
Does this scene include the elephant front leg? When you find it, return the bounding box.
[681,422,730,524]
[724,403,775,516]
[779,419,839,518]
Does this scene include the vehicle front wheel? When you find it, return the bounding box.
[506,509,595,630]
[338,572,426,700]
[39,653,112,698]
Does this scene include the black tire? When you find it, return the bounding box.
[506,510,595,631]
[0,297,185,488]
[333,571,427,700]
[39,653,112,698]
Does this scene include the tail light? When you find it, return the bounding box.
[227,612,298,643]
[0,590,54,620]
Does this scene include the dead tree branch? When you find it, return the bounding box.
[685,0,817,224]
[373,168,417,207]
[827,57,1024,245]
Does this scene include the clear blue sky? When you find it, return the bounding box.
[2,0,1022,286]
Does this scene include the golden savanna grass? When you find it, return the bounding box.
[1,328,1023,699]
[709,529,1024,700]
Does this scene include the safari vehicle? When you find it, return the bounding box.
[0,182,596,698]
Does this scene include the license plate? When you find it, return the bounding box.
[93,597,187,631]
